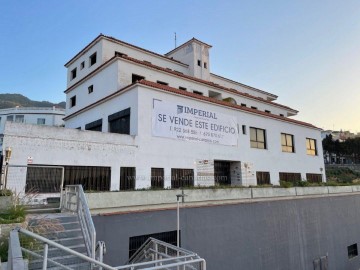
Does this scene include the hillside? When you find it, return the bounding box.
[0,93,65,109]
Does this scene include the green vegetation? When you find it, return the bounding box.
[0,189,13,196]
[0,205,26,224]
[325,167,360,183]
[0,93,65,109]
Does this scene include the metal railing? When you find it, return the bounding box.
[120,237,206,270]
[9,229,206,270]
[12,227,117,270]
[61,185,96,260]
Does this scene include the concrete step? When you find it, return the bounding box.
[38,228,83,240]
[28,221,81,232]
[29,253,89,269]
[33,244,87,257]
[50,236,86,248]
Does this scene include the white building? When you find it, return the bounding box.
[3,34,325,191]
[0,106,64,154]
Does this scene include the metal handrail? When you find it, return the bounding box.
[15,227,116,270]
[61,185,96,259]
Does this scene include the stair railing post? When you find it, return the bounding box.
[42,243,48,270]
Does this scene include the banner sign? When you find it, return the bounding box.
[152,101,238,145]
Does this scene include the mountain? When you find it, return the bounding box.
[0,94,65,109]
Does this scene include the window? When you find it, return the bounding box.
[6,115,14,122]
[242,125,246,135]
[265,110,271,113]
[132,74,145,83]
[70,96,76,108]
[251,106,258,110]
[15,115,24,123]
[80,61,85,70]
[37,118,45,125]
[256,172,270,185]
[89,52,97,66]
[26,165,111,193]
[71,68,77,80]
[250,127,266,149]
[348,244,358,259]
[88,85,94,94]
[280,114,284,117]
[120,167,136,190]
[151,168,164,188]
[306,173,322,183]
[156,80,168,86]
[108,108,130,135]
[179,86,187,91]
[306,138,317,156]
[197,60,201,66]
[281,133,295,153]
[85,119,102,132]
[279,172,301,183]
[171,169,194,188]
[193,90,203,96]
[204,62,207,69]
[241,103,247,107]
[129,231,178,258]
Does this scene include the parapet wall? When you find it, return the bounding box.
[87,185,360,214]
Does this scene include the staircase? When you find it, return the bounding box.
[6,185,206,269]
[26,213,90,269]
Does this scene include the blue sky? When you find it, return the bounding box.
[1,0,359,132]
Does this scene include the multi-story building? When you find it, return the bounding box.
[59,34,325,188]
[0,106,65,154]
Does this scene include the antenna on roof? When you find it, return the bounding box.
[174,32,177,48]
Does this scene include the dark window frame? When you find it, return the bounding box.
[279,172,301,183]
[108,108,131,135]
[120,167,136,190]
[85,118,102,132]
[132,74,145,83]
[70,96,76,108]
[306,138,318,156]
[250,127,267,149]
[193,90,203,96]
[156,80,168,86]
[88,85,94,94]
[151,168,164,188]
[281,133,295,153]
[348,243,358,259]
[71,68,77,80]
[179,86,187,91]
[89,52,97,66]
[256,171,270,185]
[306,173,322,183]
[171,168,194,188]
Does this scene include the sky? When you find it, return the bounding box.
[0,0,359,132]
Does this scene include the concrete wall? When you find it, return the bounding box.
[86,186,359,214]
[93,193,360,270]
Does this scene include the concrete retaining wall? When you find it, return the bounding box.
[86,185,360,213]
[93,193,360,270]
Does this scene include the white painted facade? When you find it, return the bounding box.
[0,107,64,154]
[2,34,325,190]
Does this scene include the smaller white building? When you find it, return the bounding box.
[0,107,65,154]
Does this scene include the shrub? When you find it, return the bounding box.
[280,181,293,188]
